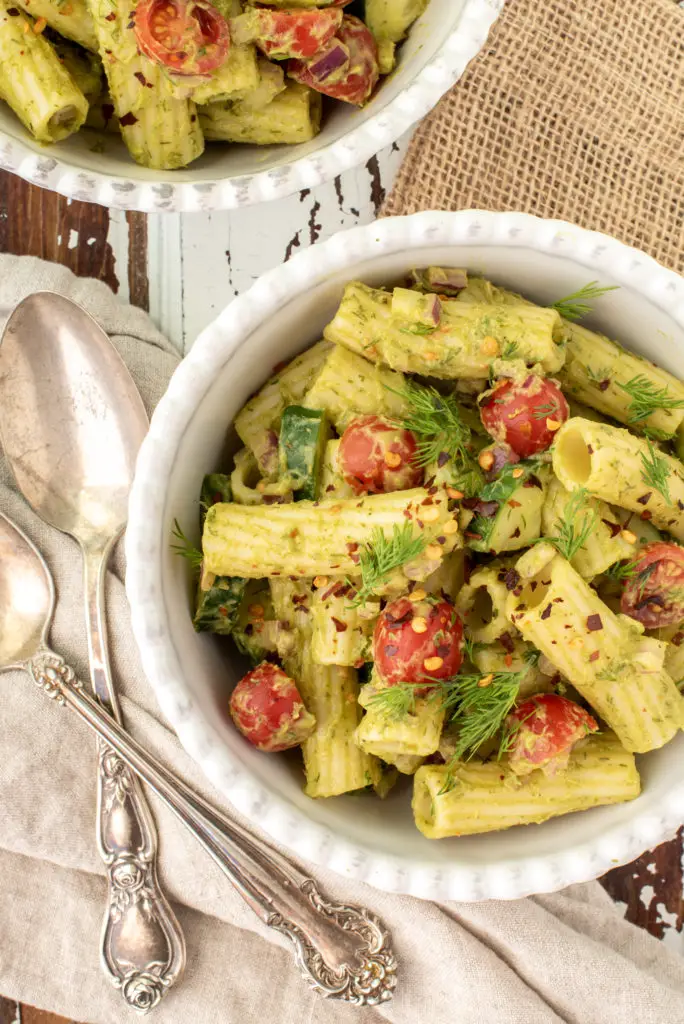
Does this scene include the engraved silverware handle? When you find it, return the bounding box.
[83,547,185,1013]
[27,648,397,1006]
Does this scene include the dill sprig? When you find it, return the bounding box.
[389,380,472,468]
[616,374,684,424]
[366,682,425,719]
[501,341,519,360]
[171,519,203,569]
[640,440,672,504]
[542,488,598,561]
[532,399,563,421]
[550,281,619,322]
[603,558,640,584]
[444,671,523,758]
[349,523,426,607]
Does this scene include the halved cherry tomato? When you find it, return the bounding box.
[241,8,343,60]
[505,694,598,776]
[373,596,463,689]
[339,414,423,494]
[479,376,570,458]
[134,0,230,76]
[620,542,684,628]
[229,661,316,752]
[288,14,379,106]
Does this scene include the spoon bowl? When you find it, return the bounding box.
[0,292,148,546]
[0,513,52,667]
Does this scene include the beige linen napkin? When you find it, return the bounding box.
[1,255,684,1024]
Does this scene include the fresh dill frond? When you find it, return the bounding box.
[350,523,427,607]
[501,341,519,359]
[388,380,472,468]
[603,558,640,584]
[497,706,537,759]
[366,683,423,719]
[398,323,436,336]
[640,440,672,504]
[463,636,485,664]
[171,519,203,569]
[616,374,684,424]
[550,281,619,322]
[543,488,598,561]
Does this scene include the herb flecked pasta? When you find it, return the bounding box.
[175,271,684,839]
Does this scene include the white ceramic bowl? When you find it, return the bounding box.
[127,210,684,901]
[0,0,501,212]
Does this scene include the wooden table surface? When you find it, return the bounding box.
[0,163,683,1021]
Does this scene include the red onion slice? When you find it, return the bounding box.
[307,39,350,82]
[410,266,468,296]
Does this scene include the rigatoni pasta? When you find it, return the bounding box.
[177,267,684,841]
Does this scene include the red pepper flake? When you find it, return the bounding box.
[416,518,424,529]
[499,631,515,653]
[6,7,19,13]
[384,644,399,657]
[436,644,451,658]
[104,10,116,19]
[465,531,482,540]
[553,596,564,603]
[586,613,603,631]
[437,451,450,467]
[421,497,434,506]
[587,444,594,454]
[428,485,438,496]
[502,568,521,592]
[641,510,653,520]
[672,631,684,647]
[504,653,513,667]
[403,509,412,519]
[332,617,348,633]
[541,603,553,620]
[511,526,521,538]
[424,476,436,489]
[524,474,543,489]
[346,541,359,553]
[598,380,610,392]
[601,518,622,538]
[678,500,684,511]
[508,499,522,508]
[530,581,538,591]
[134,71,148,86]
[119,112,139,127]
[636,493,651,505]
[589,650,600,662]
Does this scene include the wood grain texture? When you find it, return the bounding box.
[602,830,684,936]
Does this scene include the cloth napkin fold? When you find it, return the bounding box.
[1,254,684,1024]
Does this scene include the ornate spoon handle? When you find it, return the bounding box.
[27,649,398,1006]
[82,546,185,1013]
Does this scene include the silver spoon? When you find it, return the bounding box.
[0,293,185,1010]
[0,511,397,1006]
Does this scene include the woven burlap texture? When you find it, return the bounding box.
[383,0,684,273]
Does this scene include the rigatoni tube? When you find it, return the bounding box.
[323,282,566,378]
[412,732,640,838]
[506,549,683,752]
[87,0,203,169]
[200,81,321,145]
[542,477,634,578]
[355,694,445,760]
[13,0,97,51]
[558,323,684,439]
[0,1,88,142]
[552,417,684,542]
[202,487,458,579]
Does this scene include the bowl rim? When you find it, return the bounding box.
[0,0,502,213]
[126,209,684,901]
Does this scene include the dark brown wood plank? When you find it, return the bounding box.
[601,829,684,936]
[126,210,149,311]
[0,172,119,290]
[21,1010,80,1024]
[0,996,19,1023]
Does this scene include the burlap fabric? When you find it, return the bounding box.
[384,0,684,274]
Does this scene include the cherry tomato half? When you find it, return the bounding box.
[339,414,423,494]
[505,694,598,776]
[288,14,379,106]
[620,542,684,628]
[373,596,463,689]
[134,0,230,76]
[229,661,316,752]
[479,376,570,458]
[248,8,343,60]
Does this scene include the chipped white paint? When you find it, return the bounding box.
[106,209,131,308]
[67,228,79,250]
[139,136,408,353]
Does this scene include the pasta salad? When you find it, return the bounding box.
[174,269,684,839]
[0,0,426,168]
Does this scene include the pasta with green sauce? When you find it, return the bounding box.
[1,0,428,167]
[175,269,684,839]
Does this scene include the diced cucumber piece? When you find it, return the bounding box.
[390,287,441,328]
[200,473,232,526]
[193,574,246,634]
[278,405,330,501]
